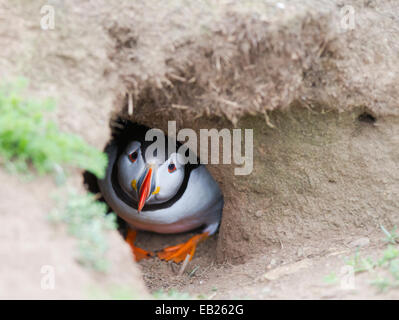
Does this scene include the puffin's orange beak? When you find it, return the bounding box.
[138,167,153,212]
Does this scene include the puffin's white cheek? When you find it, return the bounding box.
[154,188,173,201]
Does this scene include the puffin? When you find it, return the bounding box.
[98,120,223,263]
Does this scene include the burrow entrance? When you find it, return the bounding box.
[82,116,225,274]
[83,101,399,294]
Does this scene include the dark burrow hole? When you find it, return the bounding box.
[358,112,377,124]
[83,169,129,236]
[83,120,165,237]
[82,120,159,237]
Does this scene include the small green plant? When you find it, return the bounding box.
[380,225,399,245]
[0,79,116,272]
[325,225,399,293]
[371,245,399,292]
[87,285,141,300]
[377,245,399,267]
[345,249,376,273]
[49,190,117,272]
[371,276,392,292]
[323,272,338,285]
[0,78,107,178]
[152,289,194,300]
[340,230,399,292]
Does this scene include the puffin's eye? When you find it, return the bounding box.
[168,163,176,173]
[128,151,138,163]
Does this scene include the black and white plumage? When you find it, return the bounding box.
[98,121,223,262]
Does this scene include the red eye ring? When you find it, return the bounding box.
[129,151,138,163]
[168,163,176,173]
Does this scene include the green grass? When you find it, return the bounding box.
[381,225,399,245]
[152,288,222,300]
[87,285,142,300]
[323,272,338,285]
[152,289,194,300]
[49,190,117,272]
[87,286,197,300]
[371,245,399,291]
[347,235,399,292]
[324,225,399,292]
[0,78,107,179]
[0,78,116,272]
[345,248,376,273]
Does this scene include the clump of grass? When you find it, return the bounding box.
[324,225,399,293]
[377,245,399,267]
[345,249,376,273]
[344,226,399,292]
[0,78,117,272]
[87,285,141,300]
[49,190,117,272]
[0,78,107,178]
[380,225,399,245]
[371,245,399,292]
[323,272,338,285]
[152,289,194,300]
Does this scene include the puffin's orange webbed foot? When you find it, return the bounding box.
[126,230,154,262]
[157,232,209,263]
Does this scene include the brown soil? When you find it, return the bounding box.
[0,169,149,299]
[134,107,399,299]
[1,0,399,299]
[138,232,399,299]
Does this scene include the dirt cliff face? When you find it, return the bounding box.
[1,0,398,298]
[214,107,399,263]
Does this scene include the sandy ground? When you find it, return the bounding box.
[0,169,149,299]
[136,229,399,299]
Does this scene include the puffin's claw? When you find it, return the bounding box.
[157,232,209,263]
[126,230,154,262]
